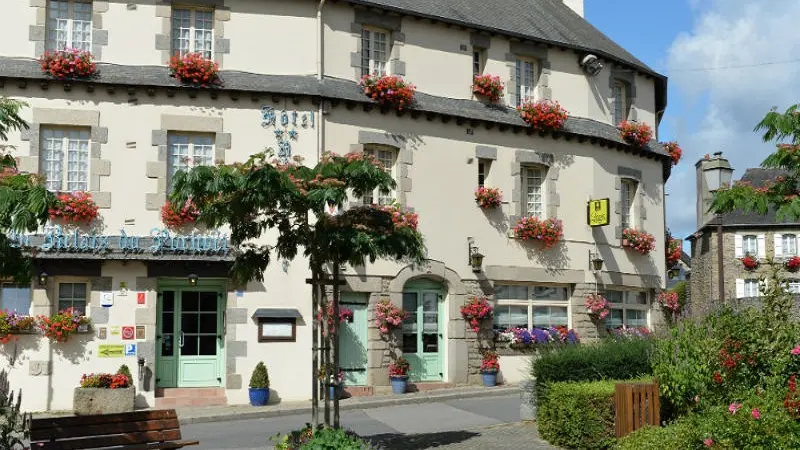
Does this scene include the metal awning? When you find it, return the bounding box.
[251,308,303,319]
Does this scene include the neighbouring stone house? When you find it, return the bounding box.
[0,0,670,412]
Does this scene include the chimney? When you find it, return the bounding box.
[562,0,584,17]
[695,151,734,229]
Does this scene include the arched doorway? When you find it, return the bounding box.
[402,279,445,382]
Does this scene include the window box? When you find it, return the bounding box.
[517,100,568,132]
[39,49,96,79]
[0,312,36,344]
[49,191,99,225]
[37,308,91,343]
[472,74,504,102]
[512,216,563,248]
[494,326,579,352]
[358,74,416,111]
[168,52,220,87]
[617,121,653,148]
[161,199,199,230]
[621,228,655,255]
[786,256,800,273]
[741,255,759,271]
[474,187,502,209]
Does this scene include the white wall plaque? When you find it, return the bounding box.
[100,292,114,307]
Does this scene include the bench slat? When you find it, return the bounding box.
[32,410,177,432]
[32,429,183,450]
[32,419,180,441]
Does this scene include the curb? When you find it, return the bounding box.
[178,385,520,425]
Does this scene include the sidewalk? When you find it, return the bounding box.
[176,384,520,425]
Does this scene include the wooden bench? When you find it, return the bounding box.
[31,409,199,450]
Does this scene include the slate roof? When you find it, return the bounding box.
[341,0,667,114]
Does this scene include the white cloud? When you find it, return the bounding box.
[665,0,800,238]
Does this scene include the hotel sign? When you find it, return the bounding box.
[8,226,232,260]
[587,199,610,227]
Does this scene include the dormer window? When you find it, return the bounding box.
[612,79,631,124]
[473,48,486,77]
[515,58,538,106]
[361,27,389,76]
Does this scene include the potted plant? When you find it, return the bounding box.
[374,299,408,335]
[319,364,344,400]
[358,74,416,111]
[48,192,99,225]
[585,293,611,322]
[161,199,200,229]
[248,362,270,406]
[36,308,91,343]
[74,366,134,415]
[480,350,500,387]
[472,74,504,102]
[388,357,410,394]
[666,237,682,267]
[168,52,221,87]
[617,121,653,148]
[786,256,800,273]
[621,228,656,255]
[39,48,97,79]
[662,141,682,165]
[742,255,759,271]
[460,296,493,332]
[512,216,564,248]
[518,100,568,132]
[474,186,503,209]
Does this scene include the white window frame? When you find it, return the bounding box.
[604,290,649,329]
[612,79,629,125]
[171,7,214,59]
[167,133,215,192]
[523,165,546,218]
[788,281,800,294]
[478,159,490,188]
[515,57,538,106]
[783,234,797,257]
[473,48,486,77]
[57,282,88,315]
[40,126,91,192]
[361,26,389,77]
[46,0,93,52]
[362,145,396,206]
[493,284,571,330]
[620,178,637,229]
[743,279,760,298]
[742,235,758,256]
[0,283,32,315]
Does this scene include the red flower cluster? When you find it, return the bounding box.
[512,216,563,248]
[472,74,504,102]
[39,49,96,79]
[617,121,653,148]
[662,141,682,165]
[316,301,354,336]
[666,238,682,266]
[388,357,410,377]
[359,74,416,111]
[742,255,759,270]
[585,293,611,320]
[474,186,503,209]
[460,297,493,332]
[169,52,220,87]
[37,308,90,343]
[0,311,36,345]
[786,375,800,419]
[161,199,200,229]
[379,204,419,231]
[80,373,130,389]
[49,191,99,224]
[480,350,500,373]
[657,291,680,313]
[517,100,568,132]
[622,228,656,255]
[786,256,800,273]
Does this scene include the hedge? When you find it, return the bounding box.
[537,380,618,450]
[614,422,699,450]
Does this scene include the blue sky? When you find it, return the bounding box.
[585,0,800,245]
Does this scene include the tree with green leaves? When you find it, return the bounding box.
[170,149,426,428]
[711,104,800,219]
[0,97,56,283]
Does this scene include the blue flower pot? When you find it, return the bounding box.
[248,387,270,406]
[482,372,498,387]
[390,376,408,394]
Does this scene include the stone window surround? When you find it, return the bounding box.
[609,66,638,122]
[154,0,231,66]
[505,41,552,105]
[33,275,111,317]
[470,32,491,76]
[29,0,109,60]
[19,108,112,208]
[349,9,406,78]
[348,130,412,207]
[614,166,646,239]
[147,114,231,211]
[510,149,559,223]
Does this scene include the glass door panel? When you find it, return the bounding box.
[156,290,178,387]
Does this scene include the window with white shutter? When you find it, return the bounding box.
[743,279,760,298]
[742,235,757,256]
[775,234,784,258]
[783,234,797,257]
[757,234,766,259]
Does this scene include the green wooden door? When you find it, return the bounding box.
[339,293,368,386]
[402,281,444,382]
[156,283,225,388]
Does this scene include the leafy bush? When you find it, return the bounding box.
[249,362,269,388]
[614,421,698,450]
[117,365,133,385]
[0,370,30,450]
[272,425,374,450]
[537,380,620,450]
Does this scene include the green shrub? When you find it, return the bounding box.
[614,421,700,450]
[272,425,374,450]
[537,380,619,450]
[249,362,269,388]
[117,365,133,384]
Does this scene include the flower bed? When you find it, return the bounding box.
[742,255,759,270]
[359,74,416,111]
[36,308,91,343]
[472,74,504,102]
[39,49,96,79]
[663,141,682,165]
[474,186,502,209]
[374,299,407,335]
[168,52,220,87]
[460,297,493,332]
[49,191,99,224]
[161,199,200,229]
[517,100,568,132]
[74,366,134,416]
[617,121,653,148]
[786,256,800,273]
[0,311,36,344]
[512,216,563,248]
[621,228,656,255]
[378,204,419,231]
[585,293,610,321]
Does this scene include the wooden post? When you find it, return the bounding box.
[332,261,341,428]
[306,267,320,427]
[615,382,660,438]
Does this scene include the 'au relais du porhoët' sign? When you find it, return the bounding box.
[8,226,231,257]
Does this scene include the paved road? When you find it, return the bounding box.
[182,394,554,449]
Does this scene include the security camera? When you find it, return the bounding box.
[580,54,604,76]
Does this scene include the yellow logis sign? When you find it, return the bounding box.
[587,199,610,227]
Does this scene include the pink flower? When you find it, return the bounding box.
[728,402,742,414]
[791,345,800,355]
[751,408,761,419]
[704,438,714,447]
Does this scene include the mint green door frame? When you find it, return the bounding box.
[156,279,227,388]
[402,280,444,382]
[338,292,368,386]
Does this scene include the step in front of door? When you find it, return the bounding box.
[155,387,227,408]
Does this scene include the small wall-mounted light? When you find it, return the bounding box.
[188,274,199,286]
[668,268,680,280]
[468,238,484,273]
[590,253,604,272]
[38,272,48,287]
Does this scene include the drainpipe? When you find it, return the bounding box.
[317,0,327,160]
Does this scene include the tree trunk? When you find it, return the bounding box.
[311,263,320,428]
[332,261,341,428]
